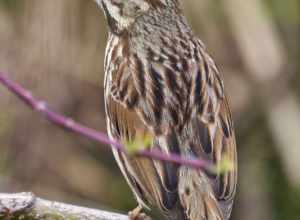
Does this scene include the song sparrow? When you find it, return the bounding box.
[95,0,237,219]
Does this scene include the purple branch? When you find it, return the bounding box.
[0,72,212,170]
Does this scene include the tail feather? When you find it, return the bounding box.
[177,166,225,220]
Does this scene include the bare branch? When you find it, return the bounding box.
[0,192,129,220]
[0,72,212,171]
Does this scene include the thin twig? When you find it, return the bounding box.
[0,72,212,171]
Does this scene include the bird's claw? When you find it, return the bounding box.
[128,205,152,220]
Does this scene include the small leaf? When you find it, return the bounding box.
[209,156,234,175]
[123,132,153,154]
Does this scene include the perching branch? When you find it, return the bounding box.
[0,72,212,171]
[0,192,128,220]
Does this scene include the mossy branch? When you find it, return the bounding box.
[0,192,129,220]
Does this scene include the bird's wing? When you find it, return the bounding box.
[176,45,237,220]
[178,95,237,220]
[105,48,179,211]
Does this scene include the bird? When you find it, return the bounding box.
[95,0,237,219]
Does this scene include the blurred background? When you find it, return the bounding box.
[0,0,299,219]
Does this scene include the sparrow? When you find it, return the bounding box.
[95,0,237,219]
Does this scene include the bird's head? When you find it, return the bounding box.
[95,0,179,34]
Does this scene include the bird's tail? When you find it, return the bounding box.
[167,166,225,220]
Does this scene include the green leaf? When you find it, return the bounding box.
[210,156,234,175]
[123,133,153,154]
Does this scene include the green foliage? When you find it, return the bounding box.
[0,0,20,11]
[264,0,300,26]
[267,152,300,220]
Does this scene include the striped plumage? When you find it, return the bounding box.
[96,0,237,219]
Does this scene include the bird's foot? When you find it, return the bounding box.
[128,205,152,220]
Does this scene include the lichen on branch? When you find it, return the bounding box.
[0,192,129,220]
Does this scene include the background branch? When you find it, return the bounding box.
[0,72,212,171]
[0,192,129,220]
